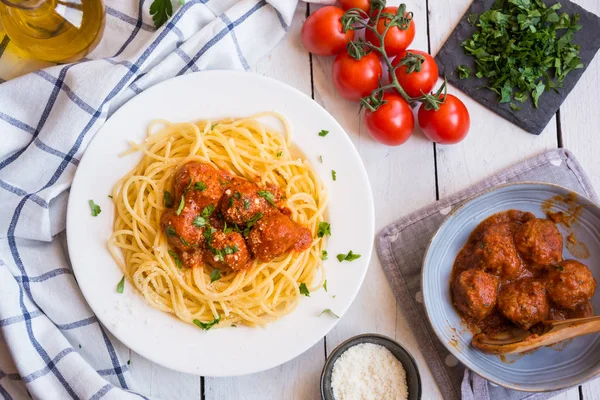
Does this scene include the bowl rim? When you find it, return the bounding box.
[421,181,600,392]
[320,333,422,400]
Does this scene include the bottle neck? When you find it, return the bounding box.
[1,0,46,10]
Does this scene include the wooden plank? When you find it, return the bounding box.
[561,0,600,193]
[128,350,202,399]
[205,5,323,399]
[311,1,440,399]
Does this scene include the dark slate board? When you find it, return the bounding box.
[435,0,600,135]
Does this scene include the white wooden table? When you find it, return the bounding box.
[128,1,600,399]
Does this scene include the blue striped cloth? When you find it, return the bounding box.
[0,0,297,398]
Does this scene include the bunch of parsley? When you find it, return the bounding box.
[461,0,583,109]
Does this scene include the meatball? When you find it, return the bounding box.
[161,209,204,251]
[219,179,281,226]
[514,218,563,267]
[546,260,596,309]
[173,162,232,203]
[203,230,251,271]
[247,212,312,262]
[498,279,549,330]
[452,269,499,320]
[475,223,523,279]
[179,248,206,269]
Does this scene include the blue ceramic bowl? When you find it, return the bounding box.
[422,182,600,391]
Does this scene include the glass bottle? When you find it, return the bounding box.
[0,0,105,63]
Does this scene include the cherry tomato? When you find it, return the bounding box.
[340,0,370,12]
[418,94,470,144]
[332,52,382,101]
[301,6,355,56]
[391,50,439,98]
[365,7,415,57]
[364,93,415,146]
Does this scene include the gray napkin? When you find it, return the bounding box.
[376,149,598,400]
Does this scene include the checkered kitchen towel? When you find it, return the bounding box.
[0,1,302,398]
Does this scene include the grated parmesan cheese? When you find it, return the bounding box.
[331,343,408,400]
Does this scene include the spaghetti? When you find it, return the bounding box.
[108,113,328,328]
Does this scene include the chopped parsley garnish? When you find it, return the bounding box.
[323,279,328,292]
[89,200,101,217]
[228,197,234,207]
[457,65,471,79]
[318,130,329,137]
[194,182,207,191]
[108,195,113,199]
[116,276,125,293]
[331,170,337,181]
[243,198,250,210]
[510,103,521,111]
[193,216,207,228]
[210,269,221,283]
[321,250,328,260]
[257,190,276,206]
[337,251,361,262]
[319,155,323,163]
[179,236,194,247]
[201,204,215,219]
[461,0,583,107]
[193,316,220,330]
[175,196,185,215]
[165,226,176,237]
[317,222,331,238]
[211,123,218,130]
[479,242,487,249]
[234,192,241,200]
[553,264,564,271]
[231,324,237,328]
[243,212,263,236]
[184,178,193,193]
[223,245,239,255]
[168,250,182,268]
[276,151,282,157]
[299,283,310,297]
[164,191,173,208]
[203,226,216,242]
[78,344,82,349]
[218,179,230,186]
[127,360,131,366]
[319,308,340,318]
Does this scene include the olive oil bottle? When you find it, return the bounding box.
[0,0,105,63]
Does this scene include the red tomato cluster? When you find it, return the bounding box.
[301,2,470,146]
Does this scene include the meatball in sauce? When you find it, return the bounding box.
[161,162,313,272]
[451,210,595,337]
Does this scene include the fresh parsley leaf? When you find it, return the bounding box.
[165,226,176,237]
[323,279,328,292]
[179,236,194,247]
[108,195,113,199]
[243,212,263,236]
[319,308,340,318]
[318,130,329,137]
[319,155,323,163]
[331,170,336,181]
[257,190,275,206]
[89,200,101,217]
[168,250,182,268]
[299,283,310,297]
[276,151,282,157]
[193,216,206,228]
[223,245,238,255]
[176,196,185,215]
[194,182,207,191]
[116,276,125,293]
[184,178,193,193]
[243,198,250,210]
[317,222,331,238]
[321,250,328,260]
[164,191,173,207]
[234,192,241,200]
[457,65,471,79]
[150,0,173,29]
[193,316,221,330]
[210,269,221,283]
[201,205,215,219]
[337,250,361,262]
[553,264,564,271]
[211,123,218,130]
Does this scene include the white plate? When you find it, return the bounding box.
[67,71,375,377]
